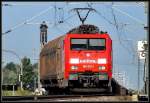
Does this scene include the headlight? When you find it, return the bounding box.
[98,66,106,70]
[71,65,78,70]
[98,58,107,64]
[70,58,79,64]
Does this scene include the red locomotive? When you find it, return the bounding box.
[40,24,112,93]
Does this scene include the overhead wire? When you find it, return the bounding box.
[2,6,53,35]
[119,17,146,65]
[120,24,140,64]
[111,3,121,42]
[85,3,117,70]
[57,14,78,33]
[100,3,137,68]
[2,3,54,6]
[112,6,145,26]
[87,2,115,25]
[87,2,118,70]
[110,3,141,66]
[51,3,78,29]
[50,13,78,35]
[3,2,145,59]
[2,49,22,62]
[51,3,76,34]
[110,3,136,55]
[95,10,115,25]
[122,26,138,65]
[87,2,143,66]
[25,22,52,25]
[2,2,73,35]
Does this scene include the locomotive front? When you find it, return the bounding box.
[64,25,112,90]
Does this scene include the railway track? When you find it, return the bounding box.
[1,79,146,102]
[1,94,112,101]
[2,94,136,102]
[2,78,133,102]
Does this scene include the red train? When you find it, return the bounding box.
[40,24,112,93]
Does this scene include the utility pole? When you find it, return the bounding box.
[144,26,148,95]
[137,40,148,95]
[20,62,23,91]
[144,1,148,97]
[2,61,4,85]
[137,53,140,95]
[33,48,36,91]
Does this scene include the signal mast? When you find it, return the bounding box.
[40,21,48,47]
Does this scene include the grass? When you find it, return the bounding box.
[2,87,33,96]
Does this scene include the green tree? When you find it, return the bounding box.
[2,57,38,90]
[2,62,18,85]
[4,62,17,72]
[21,57,38,89]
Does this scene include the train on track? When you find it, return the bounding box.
[40,24,113,93]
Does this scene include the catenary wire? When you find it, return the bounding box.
[2,6,53,35]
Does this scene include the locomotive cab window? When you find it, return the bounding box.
[89,39,105,50]
[71,39,87,50]
[71,38,106,50]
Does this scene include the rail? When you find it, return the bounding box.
[2,95,131,101]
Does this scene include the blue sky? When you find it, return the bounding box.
[2,2,148,90]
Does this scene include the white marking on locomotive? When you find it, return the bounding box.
[70,58,107,64]
[86,53,90,57]
[80,59,96,63]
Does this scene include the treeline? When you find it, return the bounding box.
[2,56,38,91]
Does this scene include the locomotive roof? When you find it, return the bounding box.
[40,24,110,55]
[67,24,100,34]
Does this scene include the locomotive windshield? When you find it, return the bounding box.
[71,38,106,50]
